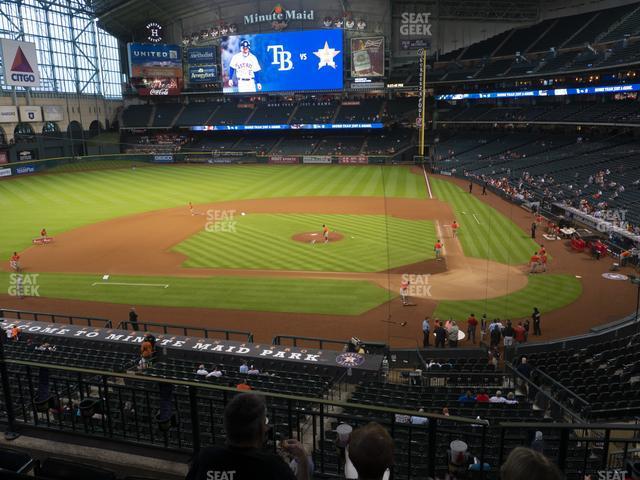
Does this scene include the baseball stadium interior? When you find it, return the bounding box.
[3,0,640,479]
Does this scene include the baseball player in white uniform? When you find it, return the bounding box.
[228,40,262,93]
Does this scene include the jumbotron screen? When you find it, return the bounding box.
[221,29,344,94]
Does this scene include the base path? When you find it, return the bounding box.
[10,196,527,301]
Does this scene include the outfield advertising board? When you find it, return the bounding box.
[42,105,64,122]
[153,154,174,163]
[268,156,300,164]
[339,155,368,164]
[0,167,11,177]
[0,106,18,123]
[19,106,42,122]
[0,151,7,164]
[303,155,332,164]
[221,29,343,94]
[14,165,36,175]
[0,39,41,87]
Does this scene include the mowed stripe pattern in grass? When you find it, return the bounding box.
[0,272,393,315]
[434,274,582,321]
[0,165,426,258]
[430,178,539,265]
[175,214,437,272]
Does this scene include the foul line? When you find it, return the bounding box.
[422,164,433,199]
[91,282,169,289]
[472,213,481,224]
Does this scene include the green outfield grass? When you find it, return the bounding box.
[434,274,582,321]
[0,165,425,259]
[0,272,393,315]
[431,177,539,265]
[175,213,436,272]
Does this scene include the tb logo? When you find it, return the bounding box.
[267,45,293,71]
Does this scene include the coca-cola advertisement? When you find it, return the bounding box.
[269,156,300,164]
[134,77,181,96]
[339,155,368,164]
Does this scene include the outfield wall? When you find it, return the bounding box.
[0,152,408,178]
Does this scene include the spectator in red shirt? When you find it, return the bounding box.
[467,314,478,344]
[475,390,490,403]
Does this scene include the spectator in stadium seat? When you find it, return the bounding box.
[239,361,249,374]
[516,357,532,379]
[475,390,490,403]
[500,447,562,480]
[237,380,252,391]
[490,390,507,403]
[139,334,154,369]
[186,393,310,480]
[196,364,208,376]
[458,390,476,404]
[505,392,518,404]
[247,365,260,375]
[410,408,429,425]
[348,422,394,480]
[530,431,545,453]
[206,365,223,378]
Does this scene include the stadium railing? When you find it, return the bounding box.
[0,309,111,328]
[117,320,253,342]
[271,335,388,355]
[0,356,491,479]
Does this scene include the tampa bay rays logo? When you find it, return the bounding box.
[267,45,293,71]
[336,352,365,368]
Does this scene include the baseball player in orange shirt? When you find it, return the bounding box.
[322,224,330,243]
[40,228,47,239]
[434,239,443,260]
[451,220,459,238]
[530,251,541,274]
[188,202,194,216]
[9,252,20,272]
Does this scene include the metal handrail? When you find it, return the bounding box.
[531,366,590,407]
[116,320,253,342]
[2,357,487,427]
[0,310,111,328]
[271,334,388,352]
[505,363,584,423]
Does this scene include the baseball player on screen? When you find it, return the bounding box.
[228,40,262,93]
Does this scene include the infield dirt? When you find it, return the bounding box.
[1,175,636,347]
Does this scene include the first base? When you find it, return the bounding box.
[102,274,110,280]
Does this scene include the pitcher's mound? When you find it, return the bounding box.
[292,232,344,243]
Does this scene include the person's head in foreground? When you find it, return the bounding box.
[224,392,268,448]
[500,447,563,480]
[349,422,394,480]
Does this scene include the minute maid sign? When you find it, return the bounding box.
[0,39,41,87]
[243,3,314,26]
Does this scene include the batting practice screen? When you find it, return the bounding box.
[221,29,344,94]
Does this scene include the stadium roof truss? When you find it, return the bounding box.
[0,0,122,98]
